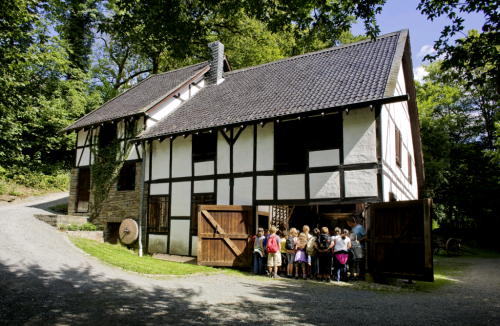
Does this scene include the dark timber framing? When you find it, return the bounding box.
[142,98,417,257]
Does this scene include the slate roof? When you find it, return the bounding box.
[138,30,402,140]
[61,62,209,132]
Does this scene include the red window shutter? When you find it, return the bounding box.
[395,127,401,167]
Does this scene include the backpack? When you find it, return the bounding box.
[285,236,295,250]
[317,234,330,250]
[306,237,317,256]
[350,234,363,259]
[266,235,280,253]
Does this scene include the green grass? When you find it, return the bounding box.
[70,237,220,276]
[416,258,469,292]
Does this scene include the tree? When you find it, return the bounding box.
[49,0,102,76]
[417,0,500,94]
[416,61,500,229]
[107,0,386,74]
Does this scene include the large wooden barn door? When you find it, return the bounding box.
[197,205,253,267]
[369,199,433,282]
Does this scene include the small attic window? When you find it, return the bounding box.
[193,132,217,161]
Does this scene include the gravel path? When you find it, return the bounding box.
[0,193,499,325]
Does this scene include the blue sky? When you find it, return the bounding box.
[350,0,486,81]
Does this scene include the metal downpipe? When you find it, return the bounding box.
[138,140,146,257]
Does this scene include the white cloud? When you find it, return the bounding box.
[413,66,428,83]
[417,44,435,57]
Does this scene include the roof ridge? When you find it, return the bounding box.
[225,30,403,77]
[153,61,208,77]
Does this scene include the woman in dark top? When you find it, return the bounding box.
[314,227,335,282]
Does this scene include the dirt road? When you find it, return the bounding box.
[0,193,499,325]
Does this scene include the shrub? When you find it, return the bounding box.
[67,223,79,231]
[59,223,67,230]
[0,181,7,195]
[79,222,97,231]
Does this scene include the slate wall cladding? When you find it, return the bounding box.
[68,163,148,245]
[207,41,224,85]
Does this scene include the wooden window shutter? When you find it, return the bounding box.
[395,127,401,167]
[408,153,412,184]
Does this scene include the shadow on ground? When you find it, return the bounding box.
[28,196,69,215]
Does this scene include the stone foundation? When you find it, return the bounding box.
[67,162,148,249]
[67,231,104,243]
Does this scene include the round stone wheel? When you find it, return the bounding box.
[119,219,139,245]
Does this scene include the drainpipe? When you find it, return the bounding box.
[138,140,146,257]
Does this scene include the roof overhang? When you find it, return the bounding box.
[58,112,146,135]
[132,94,410,144]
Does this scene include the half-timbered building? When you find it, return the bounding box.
[61,29,433,281]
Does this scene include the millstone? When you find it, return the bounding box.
[119,219,139,245]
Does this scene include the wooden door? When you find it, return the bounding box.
[76,169,90,213]
[368,199,433,282]
[197,205,253,267]
[108,223,120,244]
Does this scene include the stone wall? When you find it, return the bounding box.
[34,214,88,228]
[67,168,86,216]
[67,162,148,248]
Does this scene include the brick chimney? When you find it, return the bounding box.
[207,41,224,85]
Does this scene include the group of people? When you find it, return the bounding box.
[252,216,366,282]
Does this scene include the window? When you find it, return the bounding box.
[99,123,117,148]
[148,196,169,233]
[395,127,402,167]
[408,153,412,184]
[191,194,215,235]
[192,132,217,161]
[275,114,342,172]
[117,164,136,191]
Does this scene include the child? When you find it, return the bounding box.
[333,227,351,282]
[266,226,282,278]
[294,232,309,280]
[262,229,270,275]
[306,228,320,279]
[279,230,288,276]
[314,227,333,282]
[286,228,298,278]
[253,228,265,275]
[303,225,312,239]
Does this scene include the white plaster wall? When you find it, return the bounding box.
[233,177,253,205]
[217,131,230,174]
[381,60,418,201]
[169,220,190,255]
[344,169,378,197]
[310,172,340,199]
[258,205,269,212]
[77,130,89,146]
[309,149,340,168]
[127,143,139,161]
[191,236,198,256]
[194,180,214,193]
[150,183,169,195]
[217,179,230,205]
[343,107,377,165]
[256,123,274,171]
[278,174,305,200]
[148,234,168,254]
[171,182,191,216]
[194,161,214,176]
[76,148,91,167]
[256,176,273,200]
[151,140,170,180]
[172,136,192,178]
[233,127,254,173]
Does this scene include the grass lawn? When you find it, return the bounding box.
[69,237,221,276]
